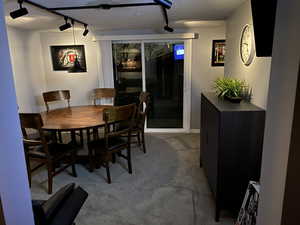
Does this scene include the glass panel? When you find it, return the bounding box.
[112,43,142,105]
[145,42,184,128]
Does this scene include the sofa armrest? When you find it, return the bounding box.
[42,183,75,221]
[48,187,88,225]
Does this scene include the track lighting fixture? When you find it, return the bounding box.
[59,17,72,31]
[164,25,174,32]
[10,0,28,19]
[161,7,173,32]
[12,1,172,36]
[83,24,89,36]
[68,20,86,73]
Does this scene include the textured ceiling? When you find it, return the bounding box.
[4,0,245,31]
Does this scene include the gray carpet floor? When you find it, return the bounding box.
[31,133,235,225]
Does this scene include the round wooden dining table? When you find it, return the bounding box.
[41,105,112,132]
[41,105,113,170]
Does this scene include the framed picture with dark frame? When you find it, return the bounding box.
[50,45,87,72]
[211,40,226,67]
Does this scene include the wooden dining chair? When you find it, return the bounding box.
[42,90,83,146]
[91,88,117,138]
[43,90,71,112]
[20,113,78,194]
[132,92,151,153]
[87,104,136,183]
[93,88,116,106]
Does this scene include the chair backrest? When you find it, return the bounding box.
[19,113,49,153]
[137,92,150,127]
[138,92,150,114]
[93,88,116,105]
[103,104,136,140]
[43,90,71,112]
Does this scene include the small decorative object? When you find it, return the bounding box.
[211,40,225,66]
[214,77,250,103]
[50,45,87,72]
[240,24,255,66]
[236,181,260,225]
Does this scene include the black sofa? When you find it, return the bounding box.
[32,183,88,225]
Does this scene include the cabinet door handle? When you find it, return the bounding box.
[206,133,208,144]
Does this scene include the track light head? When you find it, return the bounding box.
[59,17,72,31]
[10,0,28,19]
[164,25,174,32]
[83,25,89,36]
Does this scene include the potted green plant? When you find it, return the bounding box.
[214,77,250,103]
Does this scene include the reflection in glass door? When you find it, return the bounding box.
[112,43,143,106]
[112,41,187,130]
[144,42,184,128]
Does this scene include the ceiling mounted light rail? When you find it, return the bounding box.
[10,0,174,33]
[47,2,159,11]
[47,1,174,32]
[10,0,89,35]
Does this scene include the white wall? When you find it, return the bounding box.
[7,26,46,113]
[39,31,101,108]
[257,0,300,224]
[184,26,225,129]
[0,1,35,224]
[225,0,272,109]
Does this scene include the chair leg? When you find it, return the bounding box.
[137,133,141,146]
[72,153,77,177]
[93,128,98,140]
[79,130,84,146]
[141,130,146,153]
[71,131,77,145]
[47,164,53,194]
[127,147,132,174]
[58,131,63,143]
[88,146,94,172]
[105,162,111,184]
[72,164,77,177]
[112,153,116,164]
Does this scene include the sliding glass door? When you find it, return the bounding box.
[112,43,142,105]
[144,42,184,128]
[112,40,190,131]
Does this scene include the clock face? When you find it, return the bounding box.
[240,25,255,66]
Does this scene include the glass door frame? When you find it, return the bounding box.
[112,39,192,133]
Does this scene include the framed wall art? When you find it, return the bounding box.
[211,40,226,67]
[50,45,87,72]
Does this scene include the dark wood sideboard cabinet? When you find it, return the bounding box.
[200,93,265,222]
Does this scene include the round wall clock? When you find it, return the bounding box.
[240,24,255,66]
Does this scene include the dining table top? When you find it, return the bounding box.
[41,105,113,131]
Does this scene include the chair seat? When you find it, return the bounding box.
[28,143,77,160]
[27,131,53,142]
[88,137,127,152]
